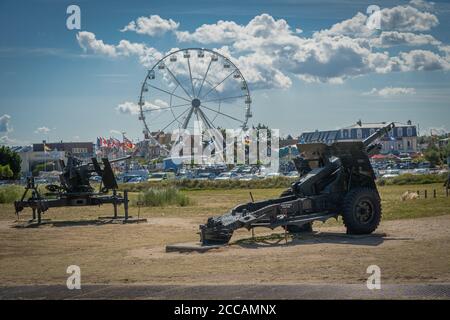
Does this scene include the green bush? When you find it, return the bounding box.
[135,187,192,207]
[0,146,21,180]
[0,185,24,203]
[377,173,447,186]
[119,176,296,192]
[0,164,14,179]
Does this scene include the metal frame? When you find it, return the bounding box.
[137,48,252,155]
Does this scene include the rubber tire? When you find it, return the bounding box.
[342,188,381,235]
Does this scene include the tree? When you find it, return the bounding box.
[0,164,13,179]
[32,161,56,177]
[0,146,21,179]
[424,145,441,167]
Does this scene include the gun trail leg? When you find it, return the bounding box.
[124,190,129,221]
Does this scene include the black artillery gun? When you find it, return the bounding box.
[14,154,131,224]
[200,122,395,245]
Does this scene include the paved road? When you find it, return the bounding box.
[1,284,449,299]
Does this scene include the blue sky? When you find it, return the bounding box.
[1,0,450,145]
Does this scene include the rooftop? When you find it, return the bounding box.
[343,121,415,129]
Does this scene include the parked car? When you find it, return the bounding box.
[194,172,216,180]
[285,171,299,178]
[413,168,430,175]
[148,172,169,182]
[382,173,399,179]
[238,174,258,181]
[265,172,281,178]
[33,178,48,185]
[128,176,146,184]
[215,172,238,181]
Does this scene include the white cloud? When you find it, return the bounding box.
[409,0,435,12]
[315,12,373,38]
[76,8,449,88]
[35,126,51,134]
[0,114,12,133]
[380,5,438,32]
[0,135,16,145]
[371,31,440,47]
[176,13,299,50]
[316,5,438,38]
[76,31,117,57]
[393,49,450,71]
[76,31,162,67]
[116,100,168,115]
[363,87,416,97]
[121,15,179,36]
[176,20,242,44]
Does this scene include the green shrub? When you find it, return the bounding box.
[0,185,24,203]
[120,176,296,192]
[135,187,192,207]
[377,173,447,186]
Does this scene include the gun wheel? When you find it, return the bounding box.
[342,188,381,234]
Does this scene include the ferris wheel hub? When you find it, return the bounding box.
[191,98,201,108]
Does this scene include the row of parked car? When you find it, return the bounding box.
[375,167,448,179]
[113,166,301,184]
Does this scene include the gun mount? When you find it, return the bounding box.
[14,154,132,225]
[200,122,395,245]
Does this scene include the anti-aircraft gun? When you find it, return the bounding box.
[14,154,131,224]
[200,122,395,245]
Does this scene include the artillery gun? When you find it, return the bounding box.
[200,122,395,245]
[14,154,131,224]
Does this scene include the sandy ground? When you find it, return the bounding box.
[0,211,449,286]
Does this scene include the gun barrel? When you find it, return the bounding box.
[362,122,395,148]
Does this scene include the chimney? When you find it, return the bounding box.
[407,120,412,125]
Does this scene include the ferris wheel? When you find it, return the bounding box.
[138,48,252,152]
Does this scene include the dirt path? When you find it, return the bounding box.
[0,214,449,286]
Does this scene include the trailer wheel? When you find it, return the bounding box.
[342,188,381,234]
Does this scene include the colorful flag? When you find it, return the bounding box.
[123,136,135,149]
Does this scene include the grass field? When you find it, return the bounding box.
[2,183,449,222]
[0,183,449,286]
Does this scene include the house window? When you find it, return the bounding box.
[407,140,411,149]
[343,130,349,138]
[369,128,375,136]
[397,127,403,137]
[357,129,362,139]
[72,147,88,154]
[407,127,413,137]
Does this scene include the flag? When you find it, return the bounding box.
[111,138,122,149]
[123,136,135,149]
